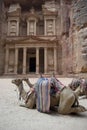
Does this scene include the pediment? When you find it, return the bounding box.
[20,35,57,43]
[21,36,46,43]
[5,35,57,45]
[22,37,38,43]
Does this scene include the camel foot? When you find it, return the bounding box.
[19,103,33,109]
[19,104,26,108]
[76,105,87,113]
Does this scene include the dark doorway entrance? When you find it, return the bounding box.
[29,57,36,72]
[39,48,44,73]
[18,48,23,74]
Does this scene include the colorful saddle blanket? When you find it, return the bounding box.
[35,77,50,113]
[50,77,64,95]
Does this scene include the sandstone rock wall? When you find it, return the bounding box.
[0,0,5,75]
[60,0,87,75]
[60,0,72,75]
[72,0,87,73]
[61,0,70,35]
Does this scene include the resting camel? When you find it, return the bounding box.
[12,77,87,115]
[69,78,87,98]
[12,79,36,109]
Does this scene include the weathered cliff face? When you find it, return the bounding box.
[0,0,5,75]
[72,0,87,73]
[60,0,87,75]
[60,0,72,75]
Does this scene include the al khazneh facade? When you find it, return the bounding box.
[0,0,87,77]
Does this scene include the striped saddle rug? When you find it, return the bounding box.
[50,76,64,95]
[35,77,50,113]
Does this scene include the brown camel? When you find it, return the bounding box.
[69,78,87,98]
[12,79,36,109]
[12,77,87,115]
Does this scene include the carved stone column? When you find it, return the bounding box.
[44,19,46,35]
[4,47,9,74]
[7,21,10,36]
[44,47,47,74]
[53,19,55,35]
[14,48,18,74]
[34,21,36,35]
[23,47,27,74]
[54,47,57,74]
[36,47,39,74]
[27,21,29,35]
[16,21,19,36]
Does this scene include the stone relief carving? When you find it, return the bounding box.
[8,3,21,13]
[46,19,53,35]
[10,20,17,36]
[29,20,35,35]
[42,0,57,12]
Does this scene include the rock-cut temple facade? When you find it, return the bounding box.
[0,0,87,77]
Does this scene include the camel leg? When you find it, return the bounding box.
[69,105,87,113]
[58,88,75,114]
[25,92,36,109]
[19,94,36,109]
[20,102,35,109]
[19,104,28,108]
[58,87,87,114]
[50,94,59,107]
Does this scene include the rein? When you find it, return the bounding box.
[25,88,35,103]
[60,86,66,92]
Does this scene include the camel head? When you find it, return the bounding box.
[12,79,22,86]
[68,78,81,91]
[12,79,24,100]
[79,78,87,96]
[69,78,87,97]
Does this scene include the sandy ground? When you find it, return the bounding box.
[0,78,87,130]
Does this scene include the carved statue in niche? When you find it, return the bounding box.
[10,20,17,36]
[29,20,35,35]
[42,0,57,12]
[46,19,53,35]
[7,3,21,36]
